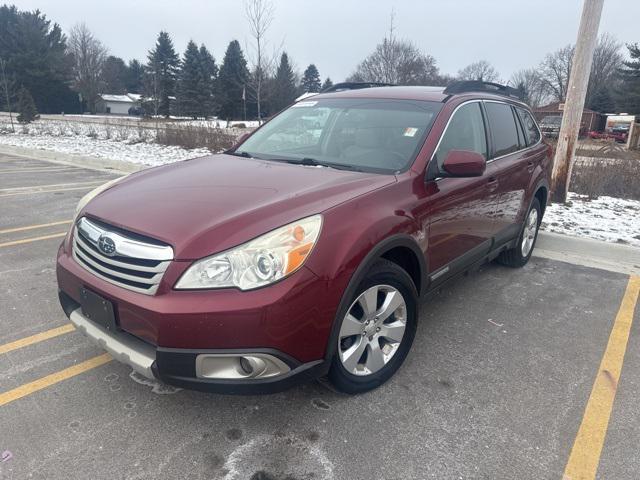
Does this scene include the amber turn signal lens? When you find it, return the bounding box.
[285,242,313,274]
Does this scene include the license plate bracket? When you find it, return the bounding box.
[79,287,117,331]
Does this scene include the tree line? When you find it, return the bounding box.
[2,2,640,122]
[0,1,332,120]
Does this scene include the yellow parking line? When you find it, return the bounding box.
[0,185,99,197]
[0,220,71,235]
[563,275,640,480]
[0,353,112,407]
[0,324,75,355]
[0,232,66,248]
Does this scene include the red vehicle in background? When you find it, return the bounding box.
[57,81,551,394]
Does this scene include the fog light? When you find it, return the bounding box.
[195,353,291,380]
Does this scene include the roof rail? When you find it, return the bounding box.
[443,81,523,100]
[320,82,395,93]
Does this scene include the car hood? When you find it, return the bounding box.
[82,154,395,260]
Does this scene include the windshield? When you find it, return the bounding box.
[236,98,442,174]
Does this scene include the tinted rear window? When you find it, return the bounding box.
[485,102,519,158]
[516,107,541,145]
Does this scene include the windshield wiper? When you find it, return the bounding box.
[281,157,365,172]
[225,150,253,158]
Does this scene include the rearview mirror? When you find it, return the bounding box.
[441,149,486,177]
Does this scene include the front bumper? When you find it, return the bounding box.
[59,290,327,394]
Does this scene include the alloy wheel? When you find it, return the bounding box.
[521,207,539,257]
[338,285,407,376]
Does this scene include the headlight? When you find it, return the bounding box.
[175,215,322,290]
[74,176,129,220]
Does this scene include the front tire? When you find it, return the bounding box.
[497,198,541,268]
[328,259,418,394]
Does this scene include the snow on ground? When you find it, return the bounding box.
[0,132,210,166]
[541,192,640,247]
[0,117,215,166]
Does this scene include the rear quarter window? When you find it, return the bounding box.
[516,107,541,145]
[485,102,519,158]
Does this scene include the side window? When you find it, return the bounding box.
[516,107,541,145]
[485,102,519,157]
[434,102,487,167]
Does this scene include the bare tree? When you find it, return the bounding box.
[509,68,548,107]
[68,23,108,113]
[586,33,623,106]
[245,0,275,123]
[0,57,15,132]
[537,33,623,106]
[457,60,500,83]
[539,44,575,102]
[348,13,440,85]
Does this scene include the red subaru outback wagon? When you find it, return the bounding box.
[57,81,550,394]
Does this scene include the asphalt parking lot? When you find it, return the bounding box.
[1,151,639,480]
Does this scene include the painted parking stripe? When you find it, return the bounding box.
[563,275,640,480]
[0,353,111,407]
[0,185,100,197]
[0,232,66,248]
[0,180,104,192]
[0,167,77,174]
[0,325,75,355]
[0,220,71,235]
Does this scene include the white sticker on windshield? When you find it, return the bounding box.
[403,127,418,137]
[293,101,318,108]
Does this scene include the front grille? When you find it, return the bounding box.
[72,217,174,295]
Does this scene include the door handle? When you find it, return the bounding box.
[487,177,499,191]
[526,161,535,172]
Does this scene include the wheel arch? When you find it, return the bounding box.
[323,234,425,362]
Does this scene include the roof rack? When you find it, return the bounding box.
[320,82,395,93]
[443,81,523,100]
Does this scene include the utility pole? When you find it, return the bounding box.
[551,0,604,203]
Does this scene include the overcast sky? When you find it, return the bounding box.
[11,0,640,82]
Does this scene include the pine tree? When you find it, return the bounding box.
[272,52,298,112]
[125,59,144,93]
[0,6,80,113]
[218,40,249,120]
[102,56,127,94]
[617,43,640,114]
[145,31,179,116]
[17,86,38,123]
[301,64,321,93]
[589,87,615,113]
[321,77,333,91]
[198,45,218,118]
[176,41,202,118]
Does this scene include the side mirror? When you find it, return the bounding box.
[441,149,486,177]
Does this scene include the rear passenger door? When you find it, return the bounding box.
[483,101,537,245]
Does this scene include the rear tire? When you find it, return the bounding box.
[497,198,541,268]
[328,259,418,394]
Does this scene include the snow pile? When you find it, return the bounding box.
[541,193,640,247]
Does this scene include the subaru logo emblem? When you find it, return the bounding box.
[98,234,117,256]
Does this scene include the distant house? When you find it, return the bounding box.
[532,102,605,132]
[95,93,141,115]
